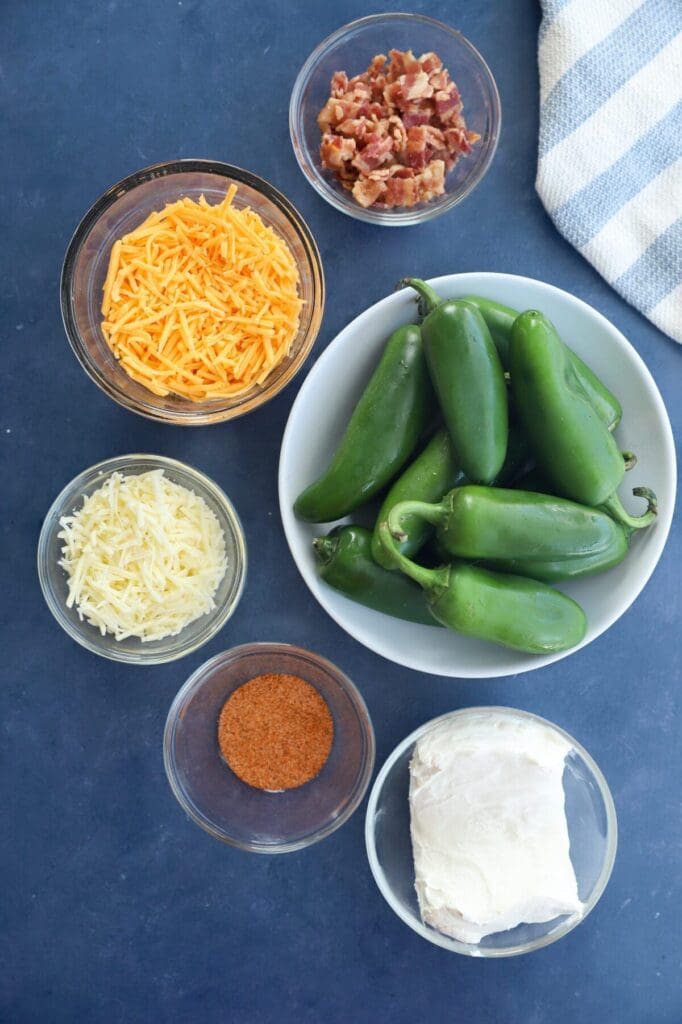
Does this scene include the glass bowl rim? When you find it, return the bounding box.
[365,705,618,956]
[60,158,325,425]
[289,12,502,227]
[163,641,376,853]
[36,453,247,664]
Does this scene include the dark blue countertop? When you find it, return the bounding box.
[2,1,680,1021]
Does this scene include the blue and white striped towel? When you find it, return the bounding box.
[536,0,682,343]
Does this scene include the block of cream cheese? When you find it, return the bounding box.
[409,711,582,944]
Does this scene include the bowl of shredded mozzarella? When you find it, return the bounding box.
[37,455,246,663]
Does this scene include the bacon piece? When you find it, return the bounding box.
[405,125,430,170]
[399,71,433,102]
[349,80,372,102]
[444,126,473,156]
[354,101,384,120]
[387,114,408,153]
[388,48,421,78]
[429,70,451,92]
[415,160,446,203]
[383,175,418,208]
[317,97,361,131]
[402,105,432,129]
[384,73,433,112]
[434,88,462,123]
[419,51,443,75]
[352,134,394,175]
[330,71,349,98]
[336,117,376,140]
[320,134,357,171]
[352,176,386,208]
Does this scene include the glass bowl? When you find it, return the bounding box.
[163,643,375,853]
[365,707,617,956]
[61,160,325,424]
[37,454,247,664]
[289,13,501,226]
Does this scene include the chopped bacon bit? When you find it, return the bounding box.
[387,114,408,152]
[384,174,418,208]
[318,47,478,209]
[331,71,349,98]
[337,117,375,140]
[419,52,443,75]
[352,176,387,208]
[444,127,471,155]
[399,72,434,102]
[402,105,432,129]
[434,89,462,123]
[352,135,394,175]
[429,70,451,92]
[416,160,446,203]
[320,134,357,171]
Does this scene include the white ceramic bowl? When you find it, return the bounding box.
[279,273,676,678]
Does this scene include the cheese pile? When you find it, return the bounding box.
[101,185,303,402]
[58,470,227,642]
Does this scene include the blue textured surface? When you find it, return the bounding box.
[2,1,680,1021]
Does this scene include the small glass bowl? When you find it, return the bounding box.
[37,454,247,664]
[365,707,617,956]
[289,13,501,226]
[163,643,375,853]
[61,160,325,424]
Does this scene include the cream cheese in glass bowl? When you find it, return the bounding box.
[365,707,617,956]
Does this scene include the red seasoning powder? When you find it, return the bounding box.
[218,673,334,791]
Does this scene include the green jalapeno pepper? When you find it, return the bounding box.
[401,280,508,485]
[371,424,530,570]
[483,538,630,582]
[313,525,438,626]
[377,523,587,653]
[510,311,657,530]
[461,295,622,430]
[387,485,629,563]
[370,427,466,569]
[424,521,629,582]
[294,324,433,523]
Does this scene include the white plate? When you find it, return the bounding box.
[279,273,676,678]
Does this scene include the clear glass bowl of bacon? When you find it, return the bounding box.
[290,14,501,226]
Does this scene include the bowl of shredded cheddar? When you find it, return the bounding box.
[61,160,325,424]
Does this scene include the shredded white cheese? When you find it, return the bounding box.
[58,470,228,642]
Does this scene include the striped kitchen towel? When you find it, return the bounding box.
[536,0,682,343]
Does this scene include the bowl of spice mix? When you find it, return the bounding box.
[163,643,375,852]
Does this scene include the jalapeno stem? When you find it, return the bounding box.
[312,535,337,565]
[387,499,444,542]
[602,487,658,529]
[397,278,442,317]
[377,521,448,591]
[622,450,637,471]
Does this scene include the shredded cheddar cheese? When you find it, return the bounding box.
[58,471,227,642]
[101,186,303,401]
